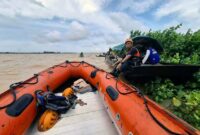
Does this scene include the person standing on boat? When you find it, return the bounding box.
[111,38,141,76]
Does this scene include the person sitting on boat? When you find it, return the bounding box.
[111,38,141,76]
[142,47,160,64]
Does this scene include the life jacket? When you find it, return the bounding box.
[126,47,142,66]
[134,48,141,57]
[127,47,141,58]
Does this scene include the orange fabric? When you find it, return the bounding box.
[62,87,74,97]
[0,61,199,135]
[134,48,141,57]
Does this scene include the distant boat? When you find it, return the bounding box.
[96,53,106,57]
[79,52,84,57]
[43,51,61,54]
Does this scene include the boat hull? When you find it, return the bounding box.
[0,61,199,135]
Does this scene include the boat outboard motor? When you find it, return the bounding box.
[35,90,77,114]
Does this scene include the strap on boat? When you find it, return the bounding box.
[0,74,39,110]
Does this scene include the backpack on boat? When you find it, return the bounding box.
[35,90,77,114]
[142,47,160,64]
[149,48,160,64]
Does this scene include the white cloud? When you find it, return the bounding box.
[117,0,159,14]
[34,20,100,43]
[77,0,100,13]
[45,30,62,42]
[0,0,143,33]
[0,0,152,52]
[109,12,149,32]
[66,21,89,41]
[154,0,200,30]
[0,0,107,19]
[0,0,49,18]
[0,0,126,33]
[35,30,63,43]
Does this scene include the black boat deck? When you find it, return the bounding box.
[124,63,200,83]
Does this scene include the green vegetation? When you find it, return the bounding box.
[143,72,200,129]
[114,24,200,129]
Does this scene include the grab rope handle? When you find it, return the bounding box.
[0,74,39,110]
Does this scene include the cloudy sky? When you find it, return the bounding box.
[0,0,200,52]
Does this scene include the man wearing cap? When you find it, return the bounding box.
[111,38,141,76]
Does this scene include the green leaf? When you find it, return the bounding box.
[172,97,182,107]
[193,114,200,120]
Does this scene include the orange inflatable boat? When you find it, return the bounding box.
[0,61,199,135]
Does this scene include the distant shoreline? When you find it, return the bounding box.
[0,52,76,54]
[0,52,101,54]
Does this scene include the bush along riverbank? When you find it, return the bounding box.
[129,24,200,129]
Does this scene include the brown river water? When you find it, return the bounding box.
[0,54,112,93]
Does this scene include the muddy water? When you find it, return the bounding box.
[0,54,111,93]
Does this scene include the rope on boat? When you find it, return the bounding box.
[0,74,39,109]
[106,73,183,135]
